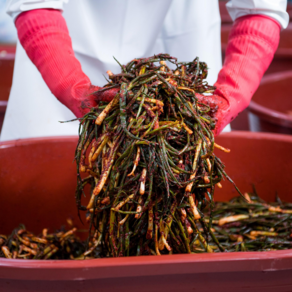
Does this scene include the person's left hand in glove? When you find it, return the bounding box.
[196,14,281,136]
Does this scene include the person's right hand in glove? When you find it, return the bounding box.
[196,14,281,136]
[15,9,118,119]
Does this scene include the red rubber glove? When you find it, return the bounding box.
[198,15,281,136]
[15,9,118,118]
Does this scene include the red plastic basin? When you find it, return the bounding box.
[0,132,292,292]
[248,71,292,134]
[0,44,15,133]
[219,1,232,24]
[0,44,15,102]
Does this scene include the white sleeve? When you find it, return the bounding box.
[6,0,68,21]
[226,0,289,29]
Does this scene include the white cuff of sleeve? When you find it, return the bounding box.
[6,0,68,21]
[226,2,289,29]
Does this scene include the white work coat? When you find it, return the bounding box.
[1,0,289,141]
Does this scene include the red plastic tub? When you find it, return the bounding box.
[0,44,15,133]
[219,1,232,24]
[1,132,292,292]
[0,44,15,102]
[248,71,292,134]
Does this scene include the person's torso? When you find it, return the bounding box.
[1,0,223,141]
[63,0,222,85]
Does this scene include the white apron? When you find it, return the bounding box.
[4,0,288,141]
